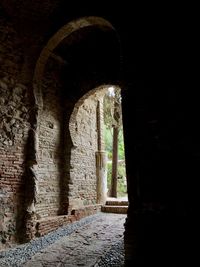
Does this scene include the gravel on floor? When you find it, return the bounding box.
[0,213,102,267]
[94,238,124,267]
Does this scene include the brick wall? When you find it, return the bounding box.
[34,60,105,217]
[35,204,101,237]
[0,12,31,249]
[0,10,107,247]
[69,90,105,210]
[34,60,64,218]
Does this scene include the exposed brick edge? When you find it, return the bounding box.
[101,205,128,214]
[35,204,101,237]
[106,201,128,206]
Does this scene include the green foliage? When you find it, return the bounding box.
[104,126,125,161]
[103,86,122,129]
[118,130,125,160]
[103,86,127,197]
[103,125,113,160]
[107,161,127,197]
[103,90,115,129]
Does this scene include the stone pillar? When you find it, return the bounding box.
[96,151,107,204]
[96,99,105,151]
[96,96,107,204]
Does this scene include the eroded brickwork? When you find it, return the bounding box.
[0,80,30,249]
[69,91,105,210]
[0,13,31,249]
[0,77,30,249]
[35,61,64,218]
[35,205,101,237]
[0,7,110,250]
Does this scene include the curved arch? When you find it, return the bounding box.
[69,85,110,146]
[68,84,115,207]
[30,17,122,216]
[33,16,120,109]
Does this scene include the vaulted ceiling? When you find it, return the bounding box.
[0,1,181,87]
[1,0,60,20]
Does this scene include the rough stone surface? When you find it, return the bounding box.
[34,204,101,237]
[0,4,126,260]
[95,239,124,267]
[1,2,196,265]
[0,77,30,147]
[35,60,64,218]
[34,59,106,219]
[24,213,125,267]
[0,213,126,267]
[69,91,105,210]
[0,9,30,250]
[0,75,30,250]
[0,75,30,249]
[0,41,107,249]
[0,4,112,250]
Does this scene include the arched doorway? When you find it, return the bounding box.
[68,87,108,211]
[25,16,124,238]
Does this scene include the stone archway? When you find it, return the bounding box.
[68,86,108,211]
[33,16,118,110]
[24,16,122,238]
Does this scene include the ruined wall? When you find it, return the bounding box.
[0,6,108,246]
[69,91,105,210]
[0,12,30,249]
[29,71,106,235]
[35,59,64,218]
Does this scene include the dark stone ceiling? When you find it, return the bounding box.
[1,0,60,21]
[0,0,184,87]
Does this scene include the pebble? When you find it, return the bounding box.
[0,213,101,267]
[0,213,126,267]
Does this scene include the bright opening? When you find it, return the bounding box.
[103,86,127,199]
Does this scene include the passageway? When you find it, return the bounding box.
[0,213,126,267]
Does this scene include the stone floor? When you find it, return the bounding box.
[22,213,126,267]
